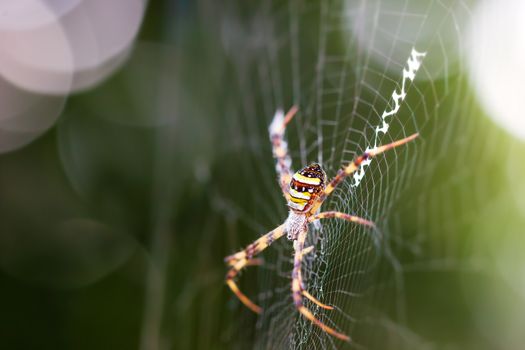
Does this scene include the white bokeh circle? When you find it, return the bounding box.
[0,0,146,94]
[466,0,525,140]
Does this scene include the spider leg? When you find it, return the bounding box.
[226,258,264,313]
[302,290,334,310]
[224,224,286,266]
[225,224,286,313]
[269,106,299,197]
[309,211,375,228]
[312,133,418,209]
[295,246,334,310]
[292,230,351,342]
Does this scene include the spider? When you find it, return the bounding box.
[224,106,418,342]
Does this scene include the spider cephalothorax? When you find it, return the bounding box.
[224,106,418,342]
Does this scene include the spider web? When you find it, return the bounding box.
[219,0,490,349]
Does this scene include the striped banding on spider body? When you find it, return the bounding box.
[287,163,327,212]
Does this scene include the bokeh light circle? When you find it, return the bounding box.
[0,0,146,94]
[466,0,525,140]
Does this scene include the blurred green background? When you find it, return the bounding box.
[1,1,524,349]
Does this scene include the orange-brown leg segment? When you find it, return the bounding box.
[226,258,264,313]
[224,224,286,266]
[295,246,334,310]
[311,133,419,211]
[225,224,286,313]
[302,290,334,310]
[269,105,299,198]
[309,211,376,228]
[292,230,351,342]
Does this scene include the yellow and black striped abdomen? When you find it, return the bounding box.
[288,163,327,212]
